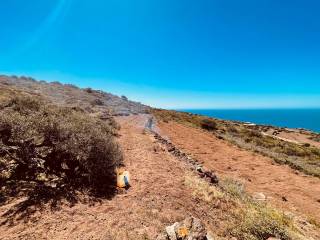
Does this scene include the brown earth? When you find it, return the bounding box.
[158,121,320,222]
[263,128,320,148]
[0,115,225,240]
[1,114,320,239]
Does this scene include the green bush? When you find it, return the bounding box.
[0,95,123,193]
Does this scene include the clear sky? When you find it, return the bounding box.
[1,0,320,109]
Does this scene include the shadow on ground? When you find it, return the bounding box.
[0,180,117,226]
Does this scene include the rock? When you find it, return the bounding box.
[196,166,203,173]
[267,238,280,240]
[252,192,266,201]
[159,217,207,240]
[203,171,219,184]
[206,231,215,240]
[166,222,179,240]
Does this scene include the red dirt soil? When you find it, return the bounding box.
[158,121,320,222]
[0,115,223,240]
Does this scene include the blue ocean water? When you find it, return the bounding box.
[180,109,320,133]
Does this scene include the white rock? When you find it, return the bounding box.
[165,222,179,240]
[206,231,215,240]
[252,192,266,201]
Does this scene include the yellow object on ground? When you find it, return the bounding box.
[116,168,130,188]
[178,227,189,237]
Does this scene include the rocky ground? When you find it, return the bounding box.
[1,114,319,239]
[158,121,320,223]
[0,115,227,239]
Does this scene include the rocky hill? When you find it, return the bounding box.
[0,75,149,116]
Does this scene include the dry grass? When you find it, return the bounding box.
[310,134,320,143]
[0,75,149,116]
[185,174,306,240]
[153,109,320,178]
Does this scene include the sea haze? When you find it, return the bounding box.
[180,109,320,133]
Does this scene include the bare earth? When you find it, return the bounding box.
[263,128,320,148]
[158,121,320,222]
[1,115,320,239]
[0,115,222,240]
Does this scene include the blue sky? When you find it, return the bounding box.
[1,0,320,108]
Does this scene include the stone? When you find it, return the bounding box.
[206,231,215,240]
[159,217,207,240]
[252,192,266,201]
[166,222,179,240]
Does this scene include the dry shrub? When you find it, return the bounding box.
[201,118,217,131]
[91,98,104,106]
[0,95,123,196]
[229,203,293,240]
[184,175,299,240]
[184,174,224,202]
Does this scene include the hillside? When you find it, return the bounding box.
[0,75,149,116]
[0,77,320,240]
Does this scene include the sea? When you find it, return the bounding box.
[180,109,320,133]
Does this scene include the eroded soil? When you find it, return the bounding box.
[1,115,320,239]
[158,121,320,222]
[0,115,221,240]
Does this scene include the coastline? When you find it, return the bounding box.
[179,108,320,133]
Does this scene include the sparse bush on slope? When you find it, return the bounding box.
[201,118,217,131]
[153,109,320,178]
[185,175,301,240]
[0,95,123,200]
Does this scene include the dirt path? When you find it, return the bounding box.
[0,115,219,240]
[158,121,320,222]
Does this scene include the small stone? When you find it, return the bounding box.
[252,192,266,201]
[165,222,178,240]
[206,231,215,240]
[161,217,207,240]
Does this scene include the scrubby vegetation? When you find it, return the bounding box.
[222,128,320,177]
[310,134,320,143]
[0,94,123,211]
[0,75,149,116]
[153,108,320,178]
[200,118,217,131]
[185,174,305,240]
